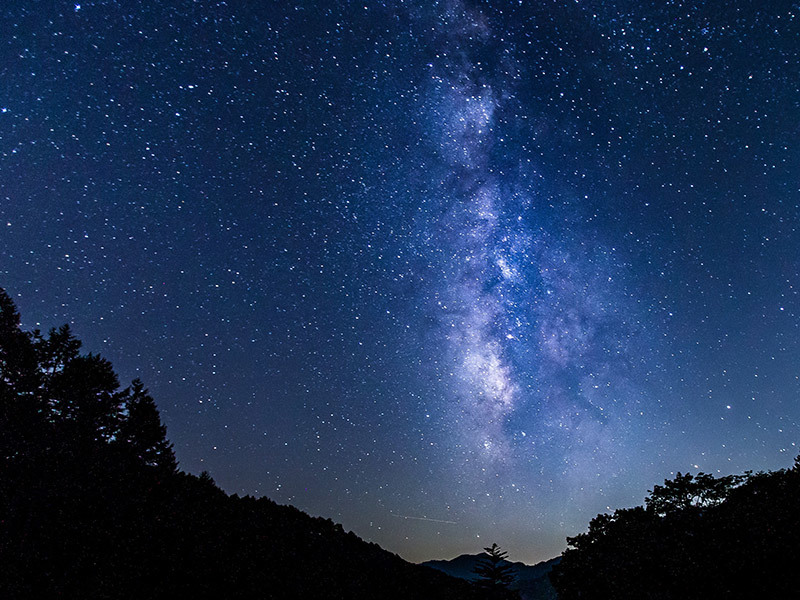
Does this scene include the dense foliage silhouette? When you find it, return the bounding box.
[0,288,480,599]
[550,462,800,599]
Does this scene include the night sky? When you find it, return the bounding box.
[2,0,799,564]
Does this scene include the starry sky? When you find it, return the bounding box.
[2,0,799,564]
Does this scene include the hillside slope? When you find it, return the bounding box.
[0,288,479,600]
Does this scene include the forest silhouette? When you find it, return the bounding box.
[549,459,800,598]
[0,288,482,599]
[2,286,799,599]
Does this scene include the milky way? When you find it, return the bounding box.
[415,2,654,486]
[2,0,799,564]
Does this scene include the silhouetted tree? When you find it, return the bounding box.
[0,288,39,394]
[473,543,518,599]
[36,323,82,380]
[645,471,745,515]
[117,379,177,472]
[48,352,126,445]
[0,288,43,458]
[198,469,216,487]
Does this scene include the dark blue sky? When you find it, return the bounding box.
[2,0,799,563]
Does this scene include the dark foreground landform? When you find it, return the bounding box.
[549,458,800,599]
[0,288,481,600]
[3,287,799,600]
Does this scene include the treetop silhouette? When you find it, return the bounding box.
[473,543,519,599]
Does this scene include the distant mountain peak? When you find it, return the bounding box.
[421,552,561,600]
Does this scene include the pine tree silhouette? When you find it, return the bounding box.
[473,543,518,598]
[118,379,177,472]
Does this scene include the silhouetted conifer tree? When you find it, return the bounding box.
[0,288,39,393]
[473,543,518,599]
[49,353,125,445]
[198,470,216,486]
[118,379,177,472]
[36,324,82,379]
[0,288,43,455]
